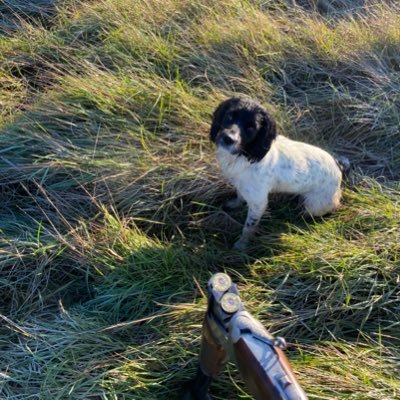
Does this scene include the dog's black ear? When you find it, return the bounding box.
[245,110,277,162]
[210,98,240,143]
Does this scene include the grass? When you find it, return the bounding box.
[0,0,399,399]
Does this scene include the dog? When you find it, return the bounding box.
[210,97,348,250]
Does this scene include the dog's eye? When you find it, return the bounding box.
[226,111,238,122]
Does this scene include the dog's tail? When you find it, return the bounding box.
[335,155,351,178]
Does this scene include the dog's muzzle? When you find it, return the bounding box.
[216,127,241,154]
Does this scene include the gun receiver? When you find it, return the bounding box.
[183,273,307,400]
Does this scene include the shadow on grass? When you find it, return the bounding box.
[282,0,396,21]
[2,223,399,399]
[0,0,62,36]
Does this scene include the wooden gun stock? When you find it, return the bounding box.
[199,317,227,378]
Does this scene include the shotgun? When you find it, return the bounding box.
[182,273,307,400]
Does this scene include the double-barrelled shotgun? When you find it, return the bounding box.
[182,273,307,400]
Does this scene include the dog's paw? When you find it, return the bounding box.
[233,238,248,251]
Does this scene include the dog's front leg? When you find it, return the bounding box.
[224,192,245,211]
[234,200,268,251]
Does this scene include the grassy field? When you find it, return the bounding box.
[0,0,399,399]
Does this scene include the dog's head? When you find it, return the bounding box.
[210,97,277,162]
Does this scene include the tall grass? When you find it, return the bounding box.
[0,0,399,399]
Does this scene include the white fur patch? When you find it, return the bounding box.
[217,134,343,217]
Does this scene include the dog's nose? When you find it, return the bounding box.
[218,127,239,146]
[222,135,235,146]
[217,133,236,147]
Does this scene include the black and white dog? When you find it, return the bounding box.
[210,97,348,250]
